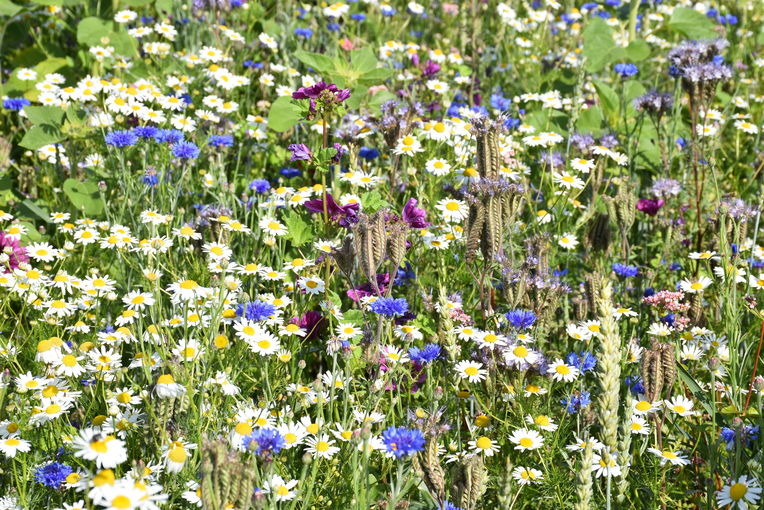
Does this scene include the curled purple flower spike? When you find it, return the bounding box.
[304,193,359,227]
[401,198,429,228]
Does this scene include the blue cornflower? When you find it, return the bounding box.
[236,301,277,322]
[408,344,441,364]
[105,130,138,148]
[720,425,759,450]
[561,391,591,414]
[134,126,159,139]
[370,297,409,317]
[359,146,380,160]
[624,375,644,395]
[326,22,340,31]
[394,262,416,286]
[612,263,639,278]
[437,503,464,510]
[208,135,234,148]
[381,426,425,458]
[505,310,536,329]
[249,179,270,193]
[351,13,366,21]
[294,27,313,39]
[280,167,302,179]
[2,97,30,111]
[143,168,159,187]
[566,351,597,373]
[614,63,638,77]
[172,141,200,159]
[154,129,184,144]
[243,428,285,457]
[34,462,73,488]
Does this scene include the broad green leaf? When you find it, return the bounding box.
[63,178,104,216]
[155,0,173,12]
[345,85,366,111]
[120,0,150,5]
[625,40,650,62]
[583,18,616,73]
[24,106,65,126]
[624,80,646,105]
[350,46,377,73]
[34,57,69,76]
[109,30,138,56]
[0,0,22,16]
[19,124,62,150]
[77,17,113,46]
[267,96,303,133]
[294,50,335,74]
[668,7,717,40]
[367,89,396,114]
[576,105,604,135]
[358,67,392,86]
[593,80,619,116]
[283,211,313,248]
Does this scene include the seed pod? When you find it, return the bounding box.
[587,212,611,253]
[331,235,356,277]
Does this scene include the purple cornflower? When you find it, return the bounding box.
[381,426,425,458]
[370,297,409,317]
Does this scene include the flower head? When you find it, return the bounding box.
[381,426,425,458]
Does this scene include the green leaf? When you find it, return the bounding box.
[283,212,313,247]
[294,50,335,74]
[63,178,103,216]
[360,190,391,213]
[677,364,716,419]
[625,40,650,62]
[267,96,303,133]
[350,46,377,73]
[155,0,173,12]
[34,57,69,77]
[593,80,619,116]
[76,17,113,46]
[342,309,365,326]
[357,67,392,86]
[120,0,150,5]
[19,124,62,150]
[367,90,396,114]
[18,198,50,223]
[668,7,717,40]
[583,18,616,73]
[0,0,22,16]
[576,105,604,135]
[345,85,366,111]
[109,30,138,57]
[24,106,65,126]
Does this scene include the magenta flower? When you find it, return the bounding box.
[636,198,664,215]
[291,82,351,103]
[401,198,429,229]
[0,230,28,272]
[304,193,359,227]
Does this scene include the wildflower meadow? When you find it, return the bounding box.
[1,0,764,508]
